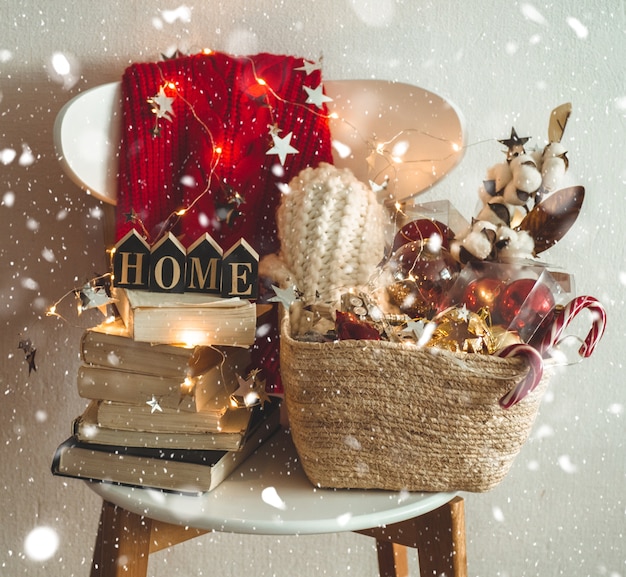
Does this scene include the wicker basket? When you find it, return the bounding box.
[280,315,549,492]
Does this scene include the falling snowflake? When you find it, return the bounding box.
[492,505,505,522]
[566,16,589,39]
[520,3,547,25]
[261,486,287,510]
[23,526,59,561]
[557,454,578,474]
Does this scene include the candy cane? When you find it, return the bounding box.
[538,295,607,359]
[497,343,544,409]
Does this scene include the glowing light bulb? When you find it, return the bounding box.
[214,146,222,154]
[178,330,204,347]
[244,391,260,407]
[180,377,195,396]
[176,208,186,216]
[257,78,267,86]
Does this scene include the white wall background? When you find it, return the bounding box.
[1,1,624,576]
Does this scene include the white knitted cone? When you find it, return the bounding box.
[276,162,387,304]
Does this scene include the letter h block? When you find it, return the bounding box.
[112,229,150,288]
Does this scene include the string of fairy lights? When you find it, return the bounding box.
[18,50,467,387]
[134,51,339,245]
[16,51,605,419]
[43,50,465,327]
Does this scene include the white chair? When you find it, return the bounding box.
[54,79,464,206]
[54,76,467,577]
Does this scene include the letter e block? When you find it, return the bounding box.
[221,238,259,299]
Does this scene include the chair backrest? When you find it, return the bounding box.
[53,79,464,206]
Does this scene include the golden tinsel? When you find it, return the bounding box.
[426,306,520,354]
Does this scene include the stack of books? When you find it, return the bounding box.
[52,290,280,494]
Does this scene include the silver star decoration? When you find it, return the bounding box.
[403,319,437,347]
[148,86,175,121]
[369,179,388,196]
[295,59,322,75]
[146,395,163,414]
[267,123,282,137]
[268,285,299,309]
[457,304,471,322]
[303,83,333,109]
[230,370,270,408]
[266,130,299,166]
[403,319,425,339]
[77,283,115,316]
[18,338,37,375]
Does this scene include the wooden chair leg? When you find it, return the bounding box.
[90,499,211,577]
[357,496,467,577]
[90,500,152,577]
[89,497,466,577]
[413,496,466,577]
[374,540,410,577]
[148,519,209,554]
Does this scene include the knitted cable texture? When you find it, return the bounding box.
[116,51,333,254]
[276,163,386,304]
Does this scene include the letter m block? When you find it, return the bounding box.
[186,233,223,294]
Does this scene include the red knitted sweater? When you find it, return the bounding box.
[116,51,334,256]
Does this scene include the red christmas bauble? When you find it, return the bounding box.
[496,278,555,333]
[462,277,506,313]
[392,219,452,254]
[386,241,459,317]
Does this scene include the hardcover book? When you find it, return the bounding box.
[80,318,232,378]
[73,399,262,451]
[76,346,250,412]
[112,287,258,347]
[51,398,281,493]
[95,388,238,433]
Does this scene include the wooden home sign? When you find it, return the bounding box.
[112,230,259,299]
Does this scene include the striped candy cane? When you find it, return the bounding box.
[538,295,607,358]
[497,343,544,409]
